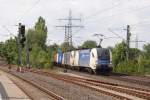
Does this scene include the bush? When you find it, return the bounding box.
[113,60,144,74]
[27,46,52,69]
[113,58,150,75]
[140,58,150,74]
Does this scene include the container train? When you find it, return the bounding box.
[53,48,113,74]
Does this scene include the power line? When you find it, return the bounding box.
[18,0,41,22]
[131,18,150,26]
[85,0,122,20]
[1,25,16,37]
[84,3,150,25]
[108,28,125,40]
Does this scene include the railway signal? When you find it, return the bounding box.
[17,23,26,72]
[19,25,26,48]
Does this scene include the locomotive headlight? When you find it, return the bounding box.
[110,61,112,65]
[109,64,113,67]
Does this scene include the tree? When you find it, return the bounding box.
[129,48,141,60]
[25,16,52,68]
[140,43,150,74]
[112,41,127,66]
[60,42,76,52]
[81,40,97,49]
[48,43,59,50]
[27,16,47,48]
[1,38,17,65]
[0,42,4,57]
[112,41,149,74]
[143,43,150,58]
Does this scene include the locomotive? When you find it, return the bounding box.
[53,47,113,74]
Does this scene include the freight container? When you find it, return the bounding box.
[74,50,79,66]
[57,49,63,64]
[62,53,64,65]
[70,51,75,66]
[64,52,71,65]
[53,52,58,63]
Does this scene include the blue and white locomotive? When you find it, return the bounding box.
[54,47,113,74]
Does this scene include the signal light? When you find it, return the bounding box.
[21,25,25,34]
[19,25,26,48]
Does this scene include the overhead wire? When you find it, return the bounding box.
[131,18,150,26]
[69,1,150,47]
[18,0,41,22]
[1,25,16,37]
[0,0,42,41]
[69,1,124,44]
[108,28,125,40]
[83,2,150,45]
[14,0,150,46]
[84,3,150,25]
[85,0,122,20]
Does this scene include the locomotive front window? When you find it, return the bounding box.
[97,49,110,59]
[104,51,109,56]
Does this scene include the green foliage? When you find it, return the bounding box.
[112,41,127,66]
[0,38,18,64]
[60,42,76,51]
[114,56,150,74]
[27,16,47,49]
[113,41,150,75]
[0,16,53,69]
[129,48,141,59]
[81,40,97,49]
[49,43,59,49]
[143,43,150,58]
[114,60,139,74]
[25,16,52,69]
[30,47,48,68]
[140,58,150,74]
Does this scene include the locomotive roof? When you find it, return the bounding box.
[62,47,109,53]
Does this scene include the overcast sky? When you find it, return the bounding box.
[0,0,150,49]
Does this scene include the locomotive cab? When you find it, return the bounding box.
[90,48,113,72]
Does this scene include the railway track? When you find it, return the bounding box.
[108,72,150,87]
[0,68,64,100]
[54,65,150,87]
[0,62,149,100]
[27,68,150,100]
[0,66,116,100]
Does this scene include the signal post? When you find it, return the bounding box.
[17,23,26,72]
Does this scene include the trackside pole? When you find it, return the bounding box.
[17,23,22,72]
